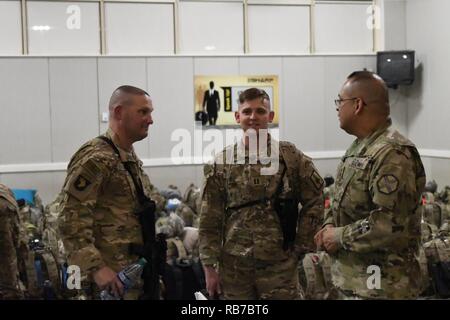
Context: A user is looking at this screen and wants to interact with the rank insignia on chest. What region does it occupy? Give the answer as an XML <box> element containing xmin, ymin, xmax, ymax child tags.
<box><xmin>74</xmin><ymin>175</ymin><xmax>91</xmax><ymax>191</ymax></box>
<box><xmin>253</xmin><ymin>178</ymin><xmax>261</xmax><ymax>185</ymax></box>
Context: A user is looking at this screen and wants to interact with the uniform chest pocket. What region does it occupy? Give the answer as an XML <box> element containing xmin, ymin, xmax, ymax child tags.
<box><xmin>106</xmin><ymin>167</ymin><xmax>134</xmax><ymax>198</ymax></box>
<box><xmin>226</xmin><ymin>165</ymin><xmax>267</xmax><ymax>207</ymax></box>
<box><xmin>334</xmin><ymin>157</ymin><xmax>372</xmax><ymax>210</ymax></box>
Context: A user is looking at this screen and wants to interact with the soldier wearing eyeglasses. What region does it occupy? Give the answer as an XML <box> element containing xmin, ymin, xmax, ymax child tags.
<box><xmin>314</xmin><ymin>71</ymin><xmax>426</xmax><ymax>299</ymax></box>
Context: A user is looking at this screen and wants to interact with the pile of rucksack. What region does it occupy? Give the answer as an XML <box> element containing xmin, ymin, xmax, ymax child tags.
<box><xmin>11</xmin><ymin>189</ymin><xmax>70</xmax><ymax>299</ymax></box>
<box><xmin>419</xmin><ymin>181</ymin><xmax>450</xmax><ymax>298</ymax></box>
<box><xmin>156</xmin><ymin>184</ymin><xmax>205</xmax><ymax>300</ymax></box>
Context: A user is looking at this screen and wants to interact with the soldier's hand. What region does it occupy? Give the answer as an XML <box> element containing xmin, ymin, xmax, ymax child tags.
<box><xmin>314</xmin><ymin>224</ymin><xmax>333</xmax><ymax>250</ymax></box>
<box><xmin>322</xmin><ymin>227</ymin><xmax>339</xmax><ymax>254</ymax></box>
<box><xmin>203</xmin><ymin>265</ymin><xmax>222</xmax><ymax>299</ymax></box>
<box><xmin>93</xmin><ymin>266</ymin><xmax>124</xmax><ymax>298</ymax></box>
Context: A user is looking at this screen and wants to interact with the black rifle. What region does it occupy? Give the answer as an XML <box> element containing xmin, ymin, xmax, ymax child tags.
<box><xmin>98</xmin><ymin>136</ymin><xmax>167</xmax><ymax>300</ymax></box>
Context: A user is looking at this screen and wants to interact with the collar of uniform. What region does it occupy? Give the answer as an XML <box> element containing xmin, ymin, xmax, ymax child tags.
<box><xmin>349</xmin><ymin>118</ymin><xmax>393</xmax><ymax>156</ymax></box>
<box><xmin>104</xmin><ymin>128</ymin><xmax>137</xmax><ymax>163</ymax></box>
<box><xmin>235</xmin><ymin>133</ymin><xmax>279</xmax><ymax>161</ymax></box>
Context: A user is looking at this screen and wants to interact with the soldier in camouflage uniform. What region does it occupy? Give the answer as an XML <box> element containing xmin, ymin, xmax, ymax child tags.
<box><xmin>199</xmin><ymin>88</ymin><xmax>324</xmax><ymax>300</ymax></box>
<box><xmin>314</xmin><ymin>71</ymin><xmax>426</xmax><ymax>299</ymax></box>
<box><xmin>0</xmin><ymin>184</ymin><xmax>25</xmax><ymax>299</ymax></box>
<box><xmin>58</xmin><ymin>85</ymin><xmax>155</xmax><ymax>299</ymax></box>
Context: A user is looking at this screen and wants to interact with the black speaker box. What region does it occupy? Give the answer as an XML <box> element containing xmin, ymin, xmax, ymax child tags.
<box><xmin>377</xmin><ymin>50</ymin><xmax>415</xmax><ymax>88</ymax></box>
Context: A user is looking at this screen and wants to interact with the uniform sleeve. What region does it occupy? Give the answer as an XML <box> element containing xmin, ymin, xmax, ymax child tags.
<box><xmin>60</xmin><ymin>156</ymin><xmax>111</xmax><ymax>280</ymax></box>
<box><xmin>0</xmin><ymin>201</ymin><xmax>22</xmax><ymax>299</ymax></box>
<box><xmin>295</xmin><ymin>153</ymin><xmax>325</xmax><ymax>253</ymax></box>
<box><xmin>198</xmin><ymin>163</ymin><xmax>225</xmax><ymax>266</ymax></box>
<box><xmin>338</xmin><ymin>147</ymin><xmax>423</xmax><ymax>253</ymax></box>
<box><xmin>323</xmin><ymin>207</ymin><xmax>334</xmax><ymax>227</ymax></box>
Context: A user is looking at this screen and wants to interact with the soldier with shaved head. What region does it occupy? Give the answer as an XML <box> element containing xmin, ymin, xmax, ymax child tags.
<box><xmin>314</xmin><ymin>71</ymin><xmax>426</xmax><ymax>299</ymax></box>
<box><xmin>57</xmin><ymin>85</ymin><xmax>157</xmax><ymax>299</ymax></box>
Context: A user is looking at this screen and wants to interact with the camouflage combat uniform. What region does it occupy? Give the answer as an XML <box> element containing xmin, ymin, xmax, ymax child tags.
<box><xmin>324</xmin><ymin>120</ymin><xmax>426</xmax><ymax>299</ymax></box>
<box><xmin>0</xmin><ymin>184</ymin><xmax>24</xmax><ymax>299</ymax></box>
<box><xmin>199</xmin><ymin>138</ymin><xmax>324</xmax><ymax>299</ymax></box>
<box><xmin>59</xmin><ymin>128</ymin><xmax>154</xmax><ymax>299</ymax></box>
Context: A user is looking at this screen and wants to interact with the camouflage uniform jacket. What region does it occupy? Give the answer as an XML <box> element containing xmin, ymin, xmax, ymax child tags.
<box><xmin>0</xmin><ymin>184</ymin><xmax>24</xmax><ymax>299</ymax></box>
<box><xmin>199</xmin><ymin>138</ymin><xmax>324</xmax><ymax>266</ymax></box>
<box><xmin>324</xmin><ymin>120</ymin><xmax>426</xmax><ymax>299</ymax></box>
<box><xmin>59</xmin><ymin>128</ymin><xmax>154</xmax><ymax>281</ymax></box>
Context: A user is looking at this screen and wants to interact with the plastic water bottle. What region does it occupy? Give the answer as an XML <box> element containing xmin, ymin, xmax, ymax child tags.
<box><xmin>100</xmin><ymin>257</ymin><xmax>147</xmax><ymax>300</ymax></box>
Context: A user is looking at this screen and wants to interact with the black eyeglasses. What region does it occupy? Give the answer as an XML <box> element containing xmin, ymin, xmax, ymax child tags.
<box><xmin>334</xmin><ymin>97</ymin><xmax>358</xmax><ymax>107</ymax></box>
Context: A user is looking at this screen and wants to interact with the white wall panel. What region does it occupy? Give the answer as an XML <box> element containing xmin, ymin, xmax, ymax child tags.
<box><xmin>49</xmin><ymin>58</ymin><xmax>99</xmax><ymax>162</ymax></box>
<box><xmin>283</xmin><ymin>57</ymin><xmax>325</xmax><ymax>151</ymax></box>
<box><xmin>105</xmin><ymin>2</ymin><xmax>174</xmax><ymax>55</ymax></box>
<box><xmin>406</xmin><ymin>0</ymin><xmax>450</xmax><ymax>150</ymax></box>
<box><xmin>383</xmin><ymin>0</ymin><xmax>406</xmax><ymax>51</ymax></box>
<box><xmin>0</xmin><ymin>1</ymin><xmax>22</xmax><ymax>55</ymax></box>
<box><xmin>426</xmin><ymin>158</ymin><xmax>450</xmax><ymax>191</ymax></box>
<box><xmin>178</xmin><ymin>1</ymin><xmax>244</xmax><ymax>54</ymax></box>
<box><xmin>248</xmin><ymin>5</ymin><xmax>310</xmax><ymax>53</ymax></box>
<box><xmin>315</xmin><ymin>3</ymin><xmax>373</xmax><ymax>53</ymax></box>
<box><xmin>147</xmin><ymin>57</ymin><xmax>194</xmax><ymax>159</ymax></box>
<box><xmin>0</xmin><ymin>171</ymin><xmax>66</xmax><ymax>204</ymax></box>
<box><xmin>387</xmin><ymin>87</ymin><xmax>408</xmax><ymax>136</ymax></box>
<box><xmin>27</xmin><ymin>1</ymin><xmax>100</xmax><ymax>55</ymax></box>
<box><xmin>0</xmin><ymin>58</ymin><xmax>51</xmax><ymax>164</ymax></box>
<box><xmin>194</xmin><ymin>57</ymin><xmax>239</xmax><ymax>75</ymax></box>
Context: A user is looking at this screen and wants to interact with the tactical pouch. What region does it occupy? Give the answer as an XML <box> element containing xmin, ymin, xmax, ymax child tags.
<box><xmin>274</xmin><ymin>198</ymin><xmax>299</xmax><ymax>251</ymax></box>
<box><xmin>129</xmin><ymin>186</ymin><xmax>167</xmax><ymax>300</ymax></box>
<box><xmin>273</xmin><ymin>165</ymin><xmax>299</xmax><ymax>251</ymax></box>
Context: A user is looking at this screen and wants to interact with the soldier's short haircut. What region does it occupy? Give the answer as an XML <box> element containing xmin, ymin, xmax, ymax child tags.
<box><xmin>346</xmin><ymin>70</ymin><xmax>390</xmax><ymax>116</ymax></box>
<box><xmin>109</xmin><ymin>85</ymin><xmax>150</xmax><ymax>111</ymax></box>
<box><xmin>238</xmin><ymin>88</ymin><xmax>271</xmax><ymax>110</ymax></box>
<box><xmin>347</xmin><ymin>70</ymin><xmax>383</xmax><ymax>83</ymax></box>
<box><xmin>114</xmin><ymin>85</ymin><xmax>150</xmax><ymax>97</ymax></box>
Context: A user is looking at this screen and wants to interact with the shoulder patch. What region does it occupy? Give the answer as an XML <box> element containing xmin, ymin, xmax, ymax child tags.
<box><xmin>377</xmin><ymin>174</ymin><xmax>399</xmax><ymax>195</ymax></box>
<box><xmin>74</xmin><ymin>175</ymin><xmax>92</xmax><ymax>192</ymax></box>
<box><xmin>310</xmin><ymin>169</ymin><xmax>324</xmax><ymax>191</ymax></box>
<box><xmin>64</xmin><ymin>158</ymin><xmax>105</xmax><ymax>202</ymax></box>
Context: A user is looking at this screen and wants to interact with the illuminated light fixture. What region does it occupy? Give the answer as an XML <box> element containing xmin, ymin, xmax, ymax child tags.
<box><xmin>204</xmin><ymin>45</ymin><xmax>216</xmax><ymax>51</ymax></box>
<box><xmin>403</xmin><ymin>55</ymin><xmax>408</xmax><ymax>59</ymax></box>
<box><xmin>31</xmin><ymin>25</ymin><xmax>51</xmax><ymax>31</ymax></box>
<box><xmin>387</xmin><ymin>58</ymin><xmax>392</xmax><ymax>62</ymax></box>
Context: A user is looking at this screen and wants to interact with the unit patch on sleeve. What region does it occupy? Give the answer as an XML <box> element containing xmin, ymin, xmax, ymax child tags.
<box><xmin>377</xmin><ymin>174</ymin><xmax>399</xmax><ymax>195</ymax></box>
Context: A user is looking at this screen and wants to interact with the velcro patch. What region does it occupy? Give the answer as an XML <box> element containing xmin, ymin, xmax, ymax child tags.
<box><xmin>74</xmin><ymin>175</ymin><xmax>91</xmax><ymax>192</ymax></box>
<box><xmin>347</xmin><ymin>157</ymin><xmax>371</xmax><ymax>170</ymax></box>
<box><xmin>65</xmin><ymin>161</ymin><xmax>101</xmax><ymax>202</ymax></box>
<box><xmin>377</xmin><ymin>174</ymin><xmax>399</xmax><ymax>195</ymax></box>
<box><xmin>310</xmin><ymin>170</ymin><xmax>324</xmax><ymax>191</ymax></box>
